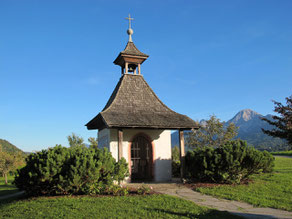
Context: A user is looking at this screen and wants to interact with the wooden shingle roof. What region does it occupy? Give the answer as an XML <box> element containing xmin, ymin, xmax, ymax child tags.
<box><xmin>86</xmin><ymin>74</ymin><xmax>199</xmax><ymax>130</ymax></box>
<box><xmin>120</xmin><ymin>41</ymin><xmax>149</xmax><ymax>57</ymax></box>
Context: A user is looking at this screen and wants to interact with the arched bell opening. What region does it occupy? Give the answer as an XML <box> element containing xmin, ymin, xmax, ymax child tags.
<box><xmin>129</xmin><ymin>134</ymin><xmax>154</xmax><ymax>182</ymax></box>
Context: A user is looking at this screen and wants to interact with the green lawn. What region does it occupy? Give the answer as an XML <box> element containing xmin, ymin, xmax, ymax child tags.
<box><xmin>0</xmin><ymin>175</ymin><xmax>19</xmax><ymax>197</ymax></box>
<box><xmin>271</xmin><ymin>150</ymin><xmax>292</xmax><ymax>156</ymax></box>
<box><xmin>195</xmin><ymin>157</ymin><xmax>292</xmax><ymax>211</ymax></box>
<box><xmin>0</xmin><ymin>195</ymin><xmax>239</xmax><ymax>219</ymax></box>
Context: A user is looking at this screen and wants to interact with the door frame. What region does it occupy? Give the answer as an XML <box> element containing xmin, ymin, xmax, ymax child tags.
<box><xmin>128</xmin><ymin>132</ymin><xmax>155</xmax><ymax>181</ymax></box>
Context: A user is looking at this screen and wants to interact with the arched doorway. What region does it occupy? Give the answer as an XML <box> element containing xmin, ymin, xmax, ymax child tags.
<box><xmin>130</xmin><ymin>135</ymin><xmax>153</xmax><ymax>181</ymax></box>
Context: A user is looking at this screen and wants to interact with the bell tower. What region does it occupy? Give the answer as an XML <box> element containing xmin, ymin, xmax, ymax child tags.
<box><xmin>87</xmin><ymin>14</ymin><xmax>199</xmax><ymax>182</ymax></box>
<box><xmin>113</xmin><ymin>14</ymin><xmax>149</xmax><ymax>75</ymax></box>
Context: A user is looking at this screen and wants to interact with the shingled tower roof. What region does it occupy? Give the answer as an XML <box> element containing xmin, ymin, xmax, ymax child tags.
<box><xmin>86</xmin><ymin>15</ymin><xmax>199</xmax><ymax>131</ymax></box>
<box><xmin>86</xmin><ymin>74</ymin><xmax>199</xmax><ymax>130</ymax></box>
<box><xmin>121</xmin><ymin>41</ymin><xmax>148</xmax><ymax>57</ymax></box>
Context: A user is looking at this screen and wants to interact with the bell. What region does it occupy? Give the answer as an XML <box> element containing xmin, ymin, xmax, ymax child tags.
<box><xmin>128</xmin><ymin>64</ymin><xmax>137</xmax><ymax>72</ymax></box>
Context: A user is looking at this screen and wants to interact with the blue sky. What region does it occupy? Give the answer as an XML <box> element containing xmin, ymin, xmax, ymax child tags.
<box><xmin>1</xmin><ymin>0</ymin><xmax>291</xmax><ymax>152</ymax></box>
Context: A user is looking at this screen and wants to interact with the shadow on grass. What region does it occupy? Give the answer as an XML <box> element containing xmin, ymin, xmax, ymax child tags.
<box><xmin>0</xmin><ymin>189</ymin><xmax>20</xmax><ymax>197</ymax></box>
<box><xmin>0</xmin><ymin>193</ymin><xmax>28</xmax><ymax>207</ymax></box>
<box><xmin>145</xmin><ymin>208</ymin><xmax>241</xmax><ymax>219</ymax></box>
<box><xmin>0</xmin><ymin>184</ymin><xmax>16</xmax><ymax>189</ymax></box>
<box><xmin>0</xmin><ymin>183</ymin><xmax>19</xmax><ymax>197</ymax></box>
<box><xmin>147</xmin><ymin>208</ymin><xmax>280</xmax><ymax>218</ymax></box>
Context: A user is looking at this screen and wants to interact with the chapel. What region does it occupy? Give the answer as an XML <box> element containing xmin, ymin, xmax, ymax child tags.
<box><xmin>86</xmin><ymin>15</ymin><xmax>199</xmax><ymax>182</ymax></box>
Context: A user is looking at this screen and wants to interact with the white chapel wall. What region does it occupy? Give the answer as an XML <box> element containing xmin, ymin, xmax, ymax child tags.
<box><xmin>152</xmin><ymin>130</ymin><xmax>172</xmax><ymax>182</ymax></box>
<box><xmin>109</xmin><ymin>129</ymin><xmax>119</xmax><ymax>161</ymax></box>
<box><xmin>97</xmin><ymin>128</ymin><xmax>110</xmax><ymax>150</ymax></box>
<box><xmin>98</xmin><ymin>128</ymin><xmax>119</xmax><ymax>161</ymax></box>
<box><xmin>108</xmin><ymin>128</ymin><xmax>172</xmax><ymax>182</ymax></box>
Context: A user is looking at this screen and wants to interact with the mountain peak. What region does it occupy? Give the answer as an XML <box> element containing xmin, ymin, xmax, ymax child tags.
<box><xmin>231</xmin><ymin>109</ymin><xmax>261</xmax><ymax>123</ymax></box>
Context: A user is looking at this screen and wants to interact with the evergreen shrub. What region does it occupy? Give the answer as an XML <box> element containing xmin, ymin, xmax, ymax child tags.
<box><xmin>137</xmin><ymin>185</ymin><xmax>152</xmax><ymax>195</ymax></box>
<box><xmin>185</xmin><ymin>140</ymin><xmax>274</xmax><ymax>184</ymax></box>
<box><xmin>14</xmin><ymin>145</ymin><xmax>128</xmax><ymax>196</ymax></box>
<box><xmin>106</xmin><ymin>185</ymin><xmax>129</xmax><ymax>196</ymax></box>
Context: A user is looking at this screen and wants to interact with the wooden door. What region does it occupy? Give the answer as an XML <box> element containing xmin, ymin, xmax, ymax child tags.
<box><xmin>131</xmin><ymin>135</ymin><xmax>153</xmax><ymax>181</ymax></box>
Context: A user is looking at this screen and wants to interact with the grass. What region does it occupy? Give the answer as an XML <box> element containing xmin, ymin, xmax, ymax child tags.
<box><xmin>0</xmin><ymin>175</ymin><xmax>19</xmax><ymax>197</ymax></box>
<box><xmin>195</xmin><ymin>157</ymin><xmax>292</xmax><ymax>211</ymax></box>
<box><xmin>0</xmin><ymin>195</ymin><xmax>239</xmax><ymax>219</ymax></box>
<box><xmin>271</xmin><ymin>150</ymin><xmax>292</xmax><ymax>156</ymax></box>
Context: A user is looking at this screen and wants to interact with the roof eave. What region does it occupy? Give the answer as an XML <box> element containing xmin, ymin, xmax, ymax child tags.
<box><xmin>107</xmin><ymin>124</ymin><xmax>200</xmax><ymax>130</ymax></box>
<box><xmin>85</xmin><ymin>113</ymin><xmax>109</xmax><ymax>130</ymax></box>
<box><xmin>113</xmin><ymin>54</ymin><xmax>149</xmax><ymax>66</ymax></box>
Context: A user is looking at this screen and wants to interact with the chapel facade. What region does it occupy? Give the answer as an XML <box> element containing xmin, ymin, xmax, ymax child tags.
<box><xmin>86</xmin><ymin>15</ymin><xmax>199</xmax><ymax>182</ymax></box>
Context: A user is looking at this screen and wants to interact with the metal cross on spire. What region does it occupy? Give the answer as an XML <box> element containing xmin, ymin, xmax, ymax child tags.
<box><xmin>125</xmin><ymin>14</ymin><xmax>134</xmax><ymax>42</ymax></box>
<box><xmin>125</xmin><ymin>14</ymin><xmax>134</xmax><ymax>29</ymax></box>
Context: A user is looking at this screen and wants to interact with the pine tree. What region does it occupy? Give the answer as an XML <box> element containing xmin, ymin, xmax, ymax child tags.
<box><xmin>262</xmin><ymin>95</ymin><xmax>292</xmax><ymax>149</ymax></box>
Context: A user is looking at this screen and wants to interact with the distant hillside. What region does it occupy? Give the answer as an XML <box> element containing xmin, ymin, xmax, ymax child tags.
<box><xmin>0</xmin><ymin>139</ymin><xmax>24</xmax><ymax>154</ymax></box>
<box><xmin>171</xmin><ymin>109</ymin><xmax>287</xmax><ymax>151</ymax></box>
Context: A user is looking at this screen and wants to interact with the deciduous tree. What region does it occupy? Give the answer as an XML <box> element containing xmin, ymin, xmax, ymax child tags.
<box><xmin>0</xmin><ymin>151</ymin><xmax>24</xmax><ymax>184</ymax></box>
<box><xmin>262</xmin><ymin>95</ymin><xmax>292</xmax><ymax>149</ymax></box>
<box><xmin>172</xmin><ymin>146</ymin><xmax>180</xmax><ymax>162</ymax></box>
<box><xmin>171</xmin><ymin>146</ymin><xmax>181</xmax><ymax>177</ymax></box>
<box><xmin>187</xmin><ymin>115</ymin><xmax>238</xmax><ymax>148</ymax></box>
<box><xmin>88</xmin><ymin>137</ymin><xmax>98</xmax><ymax>149</ymax></box>
<box><xmin>67</xmin><ymin>133</ymin><xmax>85</xmax><ymax>148</ymax></box>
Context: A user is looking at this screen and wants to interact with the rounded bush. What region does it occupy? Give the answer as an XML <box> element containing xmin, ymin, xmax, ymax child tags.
<box><xmin>14</xmin><ymin>145</ymin><xmax>128</xmax><ymax>196</ymax></box>
<box><xmin>185</xmin><ymin>140</ymin><xmax>274</xmax><ymax>184</ymax></box>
